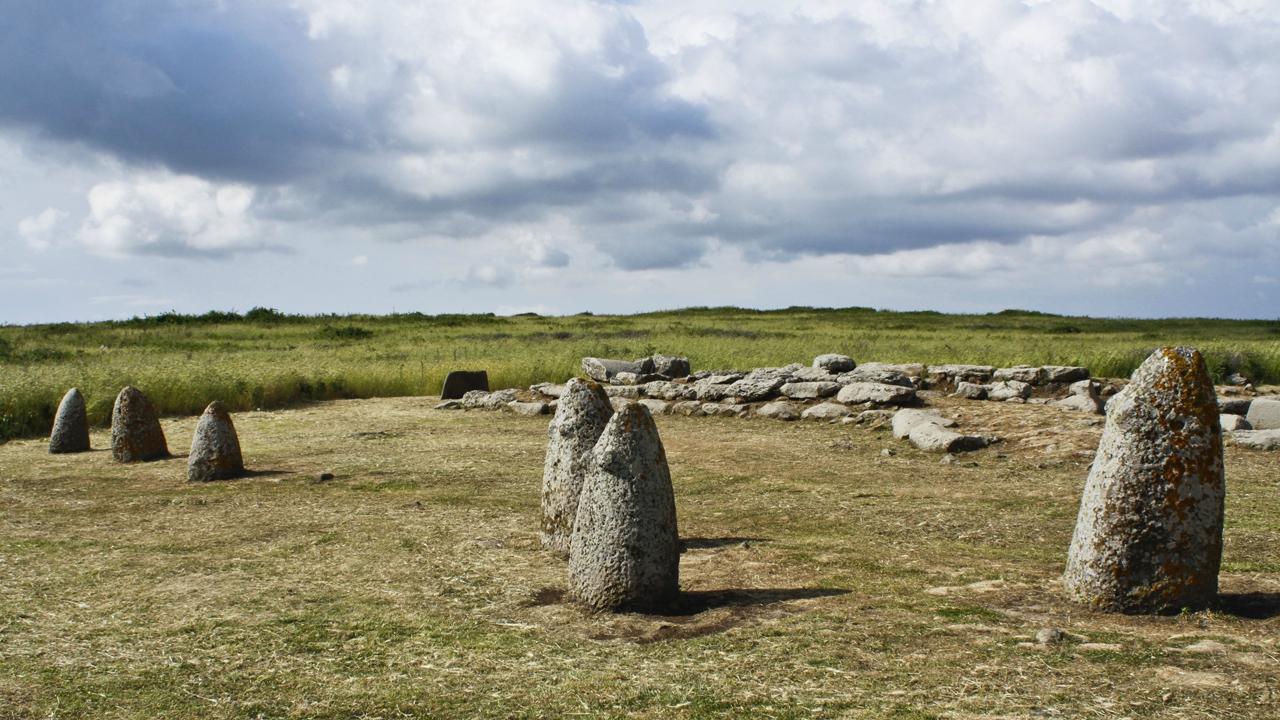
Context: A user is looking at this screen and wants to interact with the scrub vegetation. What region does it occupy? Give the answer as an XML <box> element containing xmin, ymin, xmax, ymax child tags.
<box><xmin>2</xmin><ymin>306</ymin><xmax>1278</xmax><ymax>442</ymax></box>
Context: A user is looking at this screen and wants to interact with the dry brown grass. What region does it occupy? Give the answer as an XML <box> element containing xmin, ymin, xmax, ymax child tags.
<box><xmin>1</xmin><ymin>397</ymin><xmax>1278</xmax><ymax>719</ymax></box>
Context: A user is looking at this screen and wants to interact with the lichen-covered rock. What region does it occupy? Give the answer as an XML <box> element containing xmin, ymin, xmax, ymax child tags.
<box><xmin>801</xmin><ymin>402</ymin><xmax>852</xmax><ymax>421</ymax></box>
<box><xmin>813</xmin><ymin>354</ymin><xmax>855</xmax><ymax>373</ymax></box>
<box><xmin>836</xmin><ymin>367</ymin><xmax>916</xmax><ymax>388</ymax></box>
<box><xmin>670</xmin><ymin>400</ymin><xmax>706</xmax><ymax>416</ymax></box>
<box><xmin>1219</xmin><ymin>414</ymin><xmax>1251</xmax><ymax>432</ymax></box>
<box><xmin>856</xmin><ymin>362</ymin><xmax>925</xmax><ymax>379</ymax></box>
<box><xmin>541</xmin><ymin>379</ymin><xmax>614</xmax><ymax>558</ymax></box>
<box><xmin>1245</xmin><ymin>397</ymin><xmax>1280</xmax><ymax>430</ymax></box>
<box><xmin>568</xmin><ymin>403</ymin><xmax>679</xmax><ymax>612</ymax></box>
<box><xmin>110</xmin><ymin>386</ymin><xmax>168</xmax><ymax>463</ymax></box>
<box><xmin>756</xmin><ymin>401</ymin><xmax>799</xmax><ymax>420</ymax></box>
<box><xmin>892</xmin><ymin>409</ymin><xmax>956</xmax><ymax>439</ymax></box>
<box><xmin>1052</xmin><ymin>380</ymin><xmax>1103</xmax><ymax>414</ymax></box>
<box><xmin>649</xmin><ymin>354</ymin><xmax>691</xmax><ymax>379</ymax></box>
<box><xmin>1063</xmin><ymin>347</ymin><xmax>1224</xmax><ymax>614</ymax></box>
<box><xmin>925</xmin><ymin>364</ymin><xmax>996</xmax><ymax>386</ymax></box>
<box><xmin>993</xmin><ymin>366</ymin><xmax>1043</xmax><ymax>384</ymax></box>
<box><xmin>726</xmin><ymin>376</ymin><xmax>785</xmax><ymax>402</ymax></box>
<box><xmin>779</xmin><ymin>381</ymin><xmax>840</xmax><ymax>400</ymax></box>
<box><xmin>907</xmin><ymin>422</ymin><xmax>989</xmax><ymax>453</ymax></box>
<box><xmin>48</xmin><ymin>388</ymin><xmax>90</xmax><ymax>454</ymax></box>
<box><xmin>461</xmin><ymin>389</ymin><xmax>518</xmax><ymax>410</ymax></box>
<box><xmin>1230</xmin><ymin>429</ymin><xmax>1280</xmax><ymax>450</ymax></box>
<box><xmin>952</xmin><ymin>382</ymin><xmax>988</xmax><ymax>400</ymax></box>
<box><xmin>604</xmin><ymin>385</ymin><xmax>641</xmax><ymax>399</ymax></box>
<box><xmin>1041</xmin><ymin>366</ymin><xmax>1090</xmax><ymax>384</ymax></box>
<box><xmin>187</xmin><ymin>401</ymin><xmax>245</xmax><ymax>482</ymax></box>
<box><xmin>701</xmin><ymin>402</ymin><xmax>748</xmax><ymax>417</ymax></box>
<box><xmin>530</xmin><ymin>382</ymin><xmax>567</xmax><ymax>399</ymax></box>
<box><xmin>581</xmin><ymin>357</ymin><xmax>655</xmax><ymax>383</ymax></box>
<box><xmin>836</xmin><ymin>382</ymin><xmax>917</xmax><ymax>406</ymax></box>
<box><xmin>638</xmin><ymin>399</ymin><xmax>671</xmax><ymax>415</ymax></box>
<box><xmin>507</xmin><ymin>401</ymin><xmax>550</xmax><ymax>416</ymax></box>
<box><xmin>987</xmin><ymin>380</ymin><xmax>1031</xmax><ymax>401</ymax></box>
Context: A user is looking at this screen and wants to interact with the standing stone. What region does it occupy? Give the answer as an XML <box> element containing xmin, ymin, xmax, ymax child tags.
<box><xmin>541</xmin><ymin>379</ymin><xmax>614</xmax><ymax>558</ymax></box>
<box><xmin>568</xmin><ymin>403</ymin><xmax>679</xmax><ymax>612</ymax></box>
<box><xmin>110</xmin><ymin>386</ymin><xmax>168</xmax><ymax>463</ymax></box>
<box><xmin>188</xmin><ymin>401</ymin><xmax>245</xmax><ymax>482</ymax></box>
<box><xmin>48</xmin><ymin>388</ymin><xmax>90</xmax><ymax>454</ymax></box>
<box><xmin>1063</xmin><ymin>347</ymin><xmax>1224</xmax><ymax>614</ymax></box>
<box><xmin>441</xmin><ymin>370</ymin><xmax>489</xmax><ymax>400</ymax></box>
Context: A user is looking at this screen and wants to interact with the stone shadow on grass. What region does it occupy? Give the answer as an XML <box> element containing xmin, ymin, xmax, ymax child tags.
<box><xmin>1216</xmin><ymin>593</ymin><xmax>1280</xmax><ymax>620</ymax></box>
<box><xmin>679</xmin><ymin>536</ymin><xmax>770</xmax><ymax>551</ymax></box>
<box><xmin>666</xmin><ymin>587</ymin><xmax>849</xmax><ymax>616</ymax></box>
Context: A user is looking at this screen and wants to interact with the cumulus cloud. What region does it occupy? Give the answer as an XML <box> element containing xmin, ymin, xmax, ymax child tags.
<box><xmin>78</xmin><ymin>172</ymin><xmax>265</xmax><ymax>257</ymax></box>
<box><xmin>17</xmin><ymin>208</ymin><xmax>68</xmax><ymax>250</ymax></box>
<box><xmin>0</xmin><ymin>0</ymin><xmax>1278</xmax><ymax>313</ymax></box>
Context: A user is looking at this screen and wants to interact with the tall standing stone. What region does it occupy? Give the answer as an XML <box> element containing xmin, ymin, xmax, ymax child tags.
<box><xmin>110</xmin><ymin>386</ymin><xmax>169</xmax><ymax>463</ymax></box>
<box><xmin>541</xmin><ymin>378</ymin><xmax>614</xmax><ymax>557</ymax></box>
<box><xmin>48</xmin><ymin>388</ymin><xmax>91</xmax><ymax>454</ymax></box>
<box><xmin>188</xmin><ymin>401</ymin><xmax>245</xmax><ymax>482</ymax></box>
<box><xmin>568</xmin><ymin>403</ymin><xmax>679</xmax><ymax>612</ymax></box>
<box><xmin>1063</xmin><ymin>347</ymin><xmax>1224</xmax><ymax>613</ymax></box>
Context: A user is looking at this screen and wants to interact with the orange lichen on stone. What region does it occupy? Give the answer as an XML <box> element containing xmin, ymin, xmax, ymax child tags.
<box><xmin>1062</xmin><ymin>347</ymin><xmax>1224</xmax><ymax>614</ymax></box>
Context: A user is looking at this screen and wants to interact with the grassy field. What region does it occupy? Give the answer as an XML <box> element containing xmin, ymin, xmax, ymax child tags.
<box><xmin>1</xmin><ymin>396</ymin><xmax>1277</xmax><ymax>718</ymax></box>
<box><xmin>2</xmin><ymin>307</ymin><xmax>1279</xmax><ymax>443</ymax></box>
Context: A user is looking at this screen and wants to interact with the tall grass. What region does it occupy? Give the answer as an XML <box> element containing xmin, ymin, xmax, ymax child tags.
<box><xmin>2</xmin><ymin>306</ymin><xmax>1278</xmax><ymax>441</ymax></box>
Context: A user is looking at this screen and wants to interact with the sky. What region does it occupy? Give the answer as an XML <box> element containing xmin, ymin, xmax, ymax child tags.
<box><xmin>2</xmin><ymin>0</ymin><xmax>1279</xmax><ymax>324</ymax></box>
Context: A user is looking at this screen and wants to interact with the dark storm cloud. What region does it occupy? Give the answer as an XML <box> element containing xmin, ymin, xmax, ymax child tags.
<box><xmin>0</xmin><ymin>0</ymin><xmax>359</xmax><ymax>183</ymax></box>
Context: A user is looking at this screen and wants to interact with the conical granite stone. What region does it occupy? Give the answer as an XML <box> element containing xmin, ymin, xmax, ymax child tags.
<box><xmin>541</xmin><ymin>378</ymin><xmax>614</xmax><ymax>558</ymax></box>
<box><xmin>188</xmin><ymin>401</ymin><xmax>245</xmax><ymax>482</ymax></box>
<box><xmin>568</xmin><ymin>403</ymin><xmax>679</xmax><ymax>612</ymax></box>
<box><xmin>1063</xmin><ymin>347</ymin><xmax>1224</xmax><ymax>613</ymax></box>
<box><xmin>48</xmin><ymin>388</ymin><xmax>90</xmax><ymax>453</ymax></box>
<box><xmin>110</xmin><ymin>386</ymin><xmax>169</xmax><ymax>463</ymax></box>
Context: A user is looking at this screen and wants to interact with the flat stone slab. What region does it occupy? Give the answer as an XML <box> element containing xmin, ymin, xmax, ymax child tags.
<box><xmin>1230</xmin><ymin>429</ymin><xmax>1280</xmax><ymax>450</ymax></box>
<box><xmin>780</xmin><ymin>381</ymin><xmax>840</xmax><ymax>400</ymax></box>
<box><xmin>507</xmin><ymin>401</ymin><xmax>550</xmax><ymax>416</ymax></box>
<box><xmin>893</xmin><ymin>409</ymin><xmax>956</xmax><ymax>439</ymax></box>
<box><xmin>907</xmin><ymin>422</ymin><xmax>988</xmax><ymax>453</ymax></box>
<box><xmin>756</xmin><ymin>401</ymin><xmax>799</xmax><ymax>421</ymax></box>
<box><xmin>837</xmin><ymin>382</ymin><xmax>917</xmax><ymax>406</ymax></box>
<box><xmin>801</xmin><ymin>402</ymin><xmax>853</xmax><ymax>421</ymax></box>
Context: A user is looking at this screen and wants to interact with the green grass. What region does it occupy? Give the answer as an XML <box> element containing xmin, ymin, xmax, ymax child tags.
<box><xmin>2</xmin><ymin>306</ymin><xmax>1279</xmax><ymax>442</ymax></box>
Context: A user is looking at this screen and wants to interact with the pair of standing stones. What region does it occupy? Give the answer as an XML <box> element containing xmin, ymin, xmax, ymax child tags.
<box><xmin>49</xmin><ymin>386</ymin><xmax>245</xmax><ymax>482</ymax></box>
<box><xmin>541</xmin><ymin>379</ymin><xmax>679</xmax><ymax>612</ymax></box>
